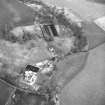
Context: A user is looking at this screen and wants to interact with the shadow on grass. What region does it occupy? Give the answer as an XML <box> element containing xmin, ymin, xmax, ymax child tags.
<box><xmin>87</xmin><ymin>0</ymin><xmax>105</xmax><ymax>4</ymax></box>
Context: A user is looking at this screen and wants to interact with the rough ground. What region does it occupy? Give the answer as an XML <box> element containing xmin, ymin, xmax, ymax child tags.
<box><xmin>42</xmin><ymin>0</ymin><xmax>105</xmax><ymax>21</ymax></box>
<box><xmin>0</xmin><ymin>0</ymin><xmax>105</xmax><ymax>105</ymax></box>
<box><xmin>42</xmin><ymin>0</ymin><xmax>105</xmax><ymax>105</ymax></box>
